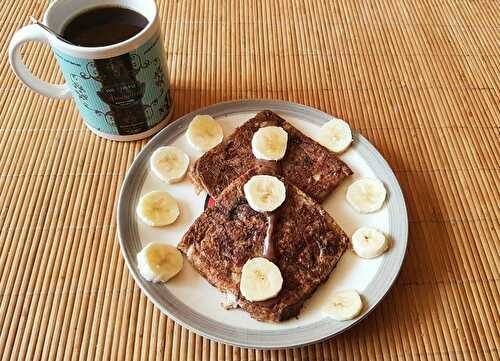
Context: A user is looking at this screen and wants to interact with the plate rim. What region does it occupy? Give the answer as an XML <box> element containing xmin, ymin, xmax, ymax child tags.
<box><xmin>117</xmin><ymin>99</ymin><xmax>408</xmax><ymax>349</ymax></box>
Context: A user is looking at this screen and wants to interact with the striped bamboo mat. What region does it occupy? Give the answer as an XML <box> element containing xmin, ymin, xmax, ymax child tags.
<box><xmin>0</xmin><ymin>0</ymin><xmax>499</xmax><ymax>360</ymax></box>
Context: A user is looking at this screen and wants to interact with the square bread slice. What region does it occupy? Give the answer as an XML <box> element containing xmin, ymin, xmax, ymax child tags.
<box><xmin>190</xmin><ymin>110</ymin><xmax>353</xmax><ymax>202</ymax></box>
<box><xmin>178</xmin><ymin>166</ymin><xmax>349</xmax><ymax>322</ymax></box>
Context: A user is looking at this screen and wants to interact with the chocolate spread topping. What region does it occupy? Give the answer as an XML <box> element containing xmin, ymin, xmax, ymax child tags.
<box><xmin>262</xmin><ymin>212</ymin><xmax>278</xmax><ymax>262</ymax></box>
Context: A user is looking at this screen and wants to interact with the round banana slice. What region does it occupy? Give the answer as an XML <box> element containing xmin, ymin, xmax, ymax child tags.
<box><xmin>136</xmin><ymin>191</ymin><xmax>180</xmax><ymax>227</ymax></box>
<box><xmin>137</xmin><ymin>243</ymin><xmax>183</xmax><ymax>283</ymax></box>
<box><xmin>150</xmin><ymin>146</ymin><xmax>190</xmax><ymax>184</ymax></box>
<box><xmin>318</xmin><ymin>118</ymin><xmax>352</xmax><ymax>153</ymax></box>
<box><xmin>346</xmin><ymin>178</ymin><xmax>386</xmax><ymax>213</ymax></box>
<box><xmin>323</xmin><ymin>289</ymin><xmax>363</xmax><ymax>321</ymax></box>
<box><xmin>352</xmin><ymin>227</ymin><xmax>388</xmax><ymax>258</ymax></box>
<box><xmin>240</xmin><ymin>257</ymin><xmax>283</xmax><ymax>302</ymax></box>
<box><xmin>187</xmin><ymin>114</ymin><xmax>223</xmax><ymax>152</ymax></box>
<box><xmin>251</xmin><ymin>126</ymin><xmax>288</xmax><ymax>160</ymax></box>
<box><xmin>243</xmin><ymin>175</ymin><xmax>286</xmax><ymax>212</ymax></box>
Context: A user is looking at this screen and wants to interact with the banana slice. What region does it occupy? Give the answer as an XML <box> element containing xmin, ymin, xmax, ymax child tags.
<box><xmin>137</xmin><ymin>243</ymin><xmax>183</xmax><ymax>283</ymax></box>
<box><xmin>323</xmin><ymin>290</ymin><xmax>363</xmax><ymax>321</ymax></box>
<box><xmin>318</xmin><ymin>118</ymin><xmax>352</xmax><ymax>153</ymax></box>
<box><xmin>352</xmin><ymin>227</ymin><xmax>388</xmax><ymax>258</ymax></box>
<box><xmin>240</xmin><ymin>257</ymin><xmax>283</xmax><ymax>302</ymax></box>
<box><xmin>187</xmin><ymin>115</ymin><xmax>223</xmax><ymax>152</ymax></box>
<box><xmin>136</xmin><ymin>191</ymin><xmax>180</xmax><ymax>227</ymax></box>
<box><xmin>150</xmin><ymin>146</ymin><xmax>190</xmax><ymax>184</ymax></box>
<box><xmin>346</xmin><ymin>178</ymin><xmax>386</xmax><ymax>213</ymax></box>
<box><xmin>251</xmin><ymin>126</ymin><xmax>288</xmax><ymax>160</ymax></box>
<box><xmin>243</xmin><ymin>175</ymin><xmax>286</xmax><ymax>212</ymax></box>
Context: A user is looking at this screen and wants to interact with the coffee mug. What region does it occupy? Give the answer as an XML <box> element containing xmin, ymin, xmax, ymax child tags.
<box><xmin>8</xmin><ymin>0</ymin><xmax>173</xmax><ymax>141</ymax></box>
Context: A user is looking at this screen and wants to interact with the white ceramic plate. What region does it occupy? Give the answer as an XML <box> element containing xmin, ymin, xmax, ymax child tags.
<box><xmin>117</xmin><ymin>100</ymin><xmax>408</xmax><ymax>349</ymax></box>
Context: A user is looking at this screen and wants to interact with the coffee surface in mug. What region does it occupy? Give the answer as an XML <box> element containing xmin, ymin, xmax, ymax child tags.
<box><xmin>62</xmin><ymin>6</ymin><xmax>148</xmax><ymax>47</ymax></box>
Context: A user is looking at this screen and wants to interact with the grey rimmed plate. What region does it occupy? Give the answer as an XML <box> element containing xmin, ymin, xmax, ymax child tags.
<box><xmin>117</xmin><ymin>100</ymin><xmax>408</xmax><ymax>349</ymax></box>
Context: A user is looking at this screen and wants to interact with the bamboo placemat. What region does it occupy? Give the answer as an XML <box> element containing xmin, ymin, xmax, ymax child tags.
<box><xmin>0</xmin><ymin>0</ymin><xmax>499</xmax><ymax>360</ymax></box>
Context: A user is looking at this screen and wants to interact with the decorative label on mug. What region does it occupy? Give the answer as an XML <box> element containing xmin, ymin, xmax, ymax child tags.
<box><xmin>54</xmin><ymin>33</ymin><xmax>172</xmax><ymax>136</ymax></box>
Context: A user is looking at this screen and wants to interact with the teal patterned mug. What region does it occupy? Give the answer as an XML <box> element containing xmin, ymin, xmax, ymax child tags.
<box><xmin>8</xmin><ymin>0</ymin><xmax>172</xmax><ymax>141</ymax></box>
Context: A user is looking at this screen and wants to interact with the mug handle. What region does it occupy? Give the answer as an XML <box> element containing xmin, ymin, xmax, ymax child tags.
<box><xmin>8</xmin><ymin>24</ymin><xmax>71</xmax><ymax>99</ymax></box>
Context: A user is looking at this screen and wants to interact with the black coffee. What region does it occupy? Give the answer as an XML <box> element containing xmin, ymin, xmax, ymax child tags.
<box><xmin>62</xmin><ymin>6</ymin><xmax>148</xmax><ymax>47</ymax></box>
